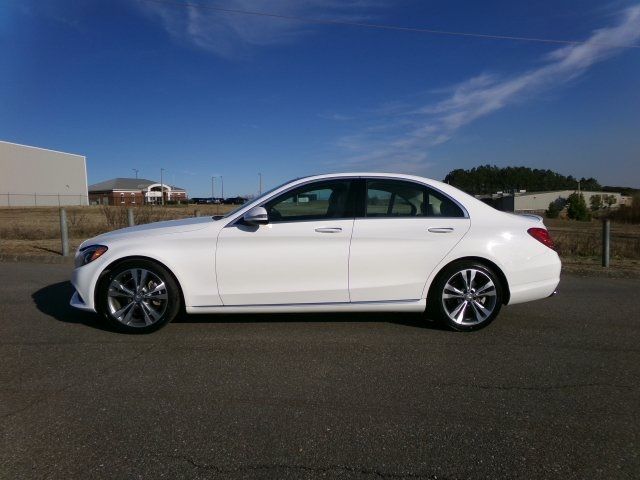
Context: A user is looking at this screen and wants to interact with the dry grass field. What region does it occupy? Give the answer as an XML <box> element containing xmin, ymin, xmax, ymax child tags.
<box><xmin>1</xmin><ymin>206</ymin><xmax>638</xmax><ymax>275</ymax></box>
<box><xmin>0</xmin><ymin>205</ymin><xmax>235</xmax><ymax>256</ymax></box>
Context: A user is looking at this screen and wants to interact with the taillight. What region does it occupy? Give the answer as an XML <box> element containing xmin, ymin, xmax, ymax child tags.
<box><xmin>527</xmin><ymin>227</ymin><xmax>556</xmax><ymax>250</ymax></box>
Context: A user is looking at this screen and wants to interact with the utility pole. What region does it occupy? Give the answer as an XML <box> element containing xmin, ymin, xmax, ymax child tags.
<box><xmin>258</xmin><ymin>172</ymin><xmax>262</xmax><ymax>194</ymax></box>
<box><xmin>220</xmin><ymin>176</ymin><xmax>224</xmax><ymax>200</ymax></box>
<box><xmin>211</xmin><ymin>176</ymin><xmax>215</xmax><ymax>200</ymax></box>
<box><xmin>160</xmin><ymin>168</ymin><xmax>165</xmax><ymax>206</ymax></box>
<box><xmin>132</xmin><ymin>168</ymin><xmax>139</xmax><ymax>179</ymax></box>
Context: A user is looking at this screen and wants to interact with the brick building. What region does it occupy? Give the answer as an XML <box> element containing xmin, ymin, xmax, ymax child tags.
<box><xmin>88</xmin><ymin>178</ymin><xmax>187</xmax><ymax>206</ymax></box>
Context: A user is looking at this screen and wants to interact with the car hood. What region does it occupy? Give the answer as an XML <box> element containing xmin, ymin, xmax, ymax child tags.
<box><xmin>81</xmin><ymin>216</ymin><xmax>216</xmax><ymax>248</ymax></box>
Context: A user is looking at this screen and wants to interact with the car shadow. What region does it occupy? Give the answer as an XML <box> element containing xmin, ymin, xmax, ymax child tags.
<box><xmin>31</xmin><ymin>281</ymin><xmax>117</xmax><ymax>332</ymax></box>
<box><xmin>173</xmin><ymin>309</ymin><xmax>448</xmax><ymax>331</ymax></box>
<box><xmin>32</xmin><ymin>281</ymin><xmax>447</xmax><ymax>332</ymax></box>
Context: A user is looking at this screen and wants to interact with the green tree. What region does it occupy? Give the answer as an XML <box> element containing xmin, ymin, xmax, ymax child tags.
<box><xmin>444</xmin><ymin>165</ymin><xmax>602</xmax><ymax>195</ymax></box>
<box><xmin>604</xmin><ymin>194</ymin><xmax>617</xmax><ymax>208</ymax></box>
<box><xmin>566</xmin><ymin>193</ymin><xmax>590</xmax><ymax>221</ymax></box>
<box><xmin>589</xmin><ymin>194</ymin><xmax>603</xmax><ymax>211</ymax></box>
<box><xmin>546</xmin><ymin>201</ymin><xmax>561</xmax><ymax>218</ymax></box>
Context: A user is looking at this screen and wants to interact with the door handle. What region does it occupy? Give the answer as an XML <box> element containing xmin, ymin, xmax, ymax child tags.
<box><xmin>315</xmin><ymin>227</ymin><xmax>342</xmax><ymax>233</ymax></box>
<box><xmin>428</xmin><ymin>227</ymin><xmax>454</xmax><ymax>233</ymax></box>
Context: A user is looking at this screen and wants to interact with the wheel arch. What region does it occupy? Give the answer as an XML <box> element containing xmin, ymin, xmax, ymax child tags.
<box><xmin>427</xmin><ymin>256</ymin><xmax>511</xmax><ymax>305</ymax></box>
<box><xmin>94</xmin><ymin>255</ymin><xmax>186</xmax><ymax>313</ymax></box>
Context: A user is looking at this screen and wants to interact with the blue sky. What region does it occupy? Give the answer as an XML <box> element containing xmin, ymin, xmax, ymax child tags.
<box><xmin>1</xmin><ymin>0</ymin><xmax>639</xmax><ymax>197</ymax></box>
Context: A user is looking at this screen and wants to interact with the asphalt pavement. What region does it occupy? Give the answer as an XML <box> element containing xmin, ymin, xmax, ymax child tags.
<box><xmin>1</xmin><ymin>262</ymin><xmax>639</xmax><ymax>479</ymax></box>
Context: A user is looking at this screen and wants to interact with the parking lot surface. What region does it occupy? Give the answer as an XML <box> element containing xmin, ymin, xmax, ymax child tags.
<box><xmin>1</xmin><ymin>262</ymin><xmax>639</xmax><ymax>479</ymax></box>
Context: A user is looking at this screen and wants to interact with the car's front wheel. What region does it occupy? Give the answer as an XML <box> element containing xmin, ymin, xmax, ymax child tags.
<box><xmin>96</xmin><ymin>259</ymin><xmax>181</xmax><ymax>333</ymax></box>
<box><xmin>428</xmin><ymin>261</ymin><xmax>504</xmax><ymax>331</ymax></box>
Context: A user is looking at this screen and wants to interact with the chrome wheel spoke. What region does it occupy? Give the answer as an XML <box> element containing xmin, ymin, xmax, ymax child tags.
<box><xmin>450</xmin><ymin>300</ymin><xmax>467</xmax><ymax>320</ymax></box>
<box><xmin>459</xmin><ymin>271</ymin><xmax>470</xmax><ymax>290</ymax></box>
<box><xmin>475</xmin><ymin>281</ymin><xmax>495</xmax><ymax>296</ymax></box>
<box><xmin>113</xmin><ymin>301</ymin><xmax>135</xmax><ymax>320</ymax></box>
<box><xmin>477</xmin><ymin>289</ymin><xmax>496</xmax><ymax>297</ymax></box>
<box><xmin>122</xmin><ymin>303</ymin><xmax>136</xmax><ymax>325</ymax></box>
<box><xmin>444</xmin><ymin>284</ymin><xmax>464</xmax><ymax>295</ymax></box>
<box><xmin>443</xmin><ymin>292</ymin><xmax>464</xmax><ymax>299</ymax></box>
<box><xmin>144</xmin><ymin>282</ymin><xmax>166</xmax><ymax>298</ymax></box>
<box><xmin>466</xmin><ymin>269</ymin><xmax>476</xmax><ymax>290</ymax></box>
<box><xmin>110</xmin><ymin>280</ymin><xmax>134</xmax><ymax>298</ymax></box>
<box><xmin>471</xmin><ymin>300</ymin><xmax>489</xmax><ymax>321</ymax></box>
<box><xmin>139</xmin><ymin>302</ymin><xmax>156</xmax><ymax>326</ymax></box>
<box><xmin>141</xmin><ymin>301</ymin><xmax>162</xmax><ymax>321</ymax></box>
<box><xmin>138</xmin><ymin>269</ymin><xmax>148</xmax><ymax>291</ymax></box>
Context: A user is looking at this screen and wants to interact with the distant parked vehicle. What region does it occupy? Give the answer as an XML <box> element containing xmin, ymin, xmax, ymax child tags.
<box><xmin>70</xmin><ymin>173</ymin><xmax>560</xmax><ymax>333</ymax></box>
<box><xmin>223</xmin><ymin>196</ymin><xmax>246</xmax><ymax>205</ymax></box>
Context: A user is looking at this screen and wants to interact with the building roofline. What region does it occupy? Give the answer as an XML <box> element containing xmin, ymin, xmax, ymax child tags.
<box><xmin>0</xmin><ymin>140</ymin><xmax>85</xmax><ymax>158</ymax></box>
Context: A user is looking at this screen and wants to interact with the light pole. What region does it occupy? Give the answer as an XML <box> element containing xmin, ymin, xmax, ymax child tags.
<box><xmin>132</xmin><ymin>168</ymin><xmax>139</xmax><ymax>179</ymax></box>
<box><xmin>160</xmin><ymin>168</ymin><xmax>165</xmax><ymax>206</ymax></box>
<box><xmin>211</xmin><ymin>176</ymin><xmax>215</xmax><ymax>200</ymax></box>
<box><xmin>219</xmin><ymin>176</ymin><xmax>224</xmax><ymax>200</ymax></box>
<box><xmin>258</xmin><ymin>172</ymin><xmax>262</xmax><ymax>195</ymax></box>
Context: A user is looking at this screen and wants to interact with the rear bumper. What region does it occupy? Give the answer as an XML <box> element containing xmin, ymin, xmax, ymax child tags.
<box><xmin>508</xmin><ymin>276</ymin><xmax>560</xmax><ymax>305</ymax></box>
<box><xmin>506</xmin><ymin>251</ymin><xmax>561</xmax><ymax>305</ymax></box>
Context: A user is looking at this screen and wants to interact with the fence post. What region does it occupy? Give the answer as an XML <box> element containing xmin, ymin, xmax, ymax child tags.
<box><xmin>602</xmin><ymin>218</ymin><xmax>610</xmax><ymax>267</ymax></box>
<box><xmin>60</xmin><ymin>208</ymin><xmax>69</xmax><ymax>257</ymax></box>
<box><xmin>127</xmin><ymin>208</ymin><xmax>135</xmax><ymax>227</ymax></box>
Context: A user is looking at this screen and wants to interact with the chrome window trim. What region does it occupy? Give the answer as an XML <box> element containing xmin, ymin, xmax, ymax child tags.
<box><xmin>224</xmin><ymin>176</ymin><xmax>360</xmax><ymax>228</ymax></box>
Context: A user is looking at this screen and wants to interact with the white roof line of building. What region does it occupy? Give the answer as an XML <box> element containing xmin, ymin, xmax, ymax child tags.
<box><xmin>0</xmin><ymin>140</ymin><xmax>85</xmax><ymax>158</ymax></box>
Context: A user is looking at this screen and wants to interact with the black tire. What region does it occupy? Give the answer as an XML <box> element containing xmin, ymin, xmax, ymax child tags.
<box><xmin>427</xmin><ymin>261</ymin><xmax>504</xmax><ymax>331</ymax></box>
<box><xmin>96</xmin><ymin>259</ymin><xmax>181</xmax><ymax>333</ymax></box>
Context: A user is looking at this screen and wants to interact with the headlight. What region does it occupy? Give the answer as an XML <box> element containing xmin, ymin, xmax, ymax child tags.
<box><xmin>75</xmin><ymin>245</ymin><xmax>108</xmax><ymax>268</ymax></box>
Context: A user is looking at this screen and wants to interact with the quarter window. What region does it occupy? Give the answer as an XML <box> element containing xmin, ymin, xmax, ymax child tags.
<box><xmin>365</xmin><ymin>180</ymin><xmax>464</xmax><ymax>218</ymax></box>
<box><xmin>265</xmin><ymin>180</ymin><xmax>353</xmax><ymax>222</ymax></box>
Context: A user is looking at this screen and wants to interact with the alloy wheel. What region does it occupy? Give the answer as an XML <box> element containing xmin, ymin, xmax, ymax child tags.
<box><xmin>107</xmin><ymin>268</ymin><xmax>168</xmax><ymax>327</ymax></box>
<box><xmin>441</xmin><ymin>268</ymin><xmax>497</xmax><ymax>326</ymax></box>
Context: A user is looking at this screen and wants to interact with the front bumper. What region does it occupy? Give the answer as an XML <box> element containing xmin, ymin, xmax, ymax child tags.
<box><xmin>69</xmin><ymin>259</ymin><xmax>104</xmax><ymax>313</ymax></box>
<box><xmin>70</xmin><ymin>289</ymin><xmax>95</xmax><ymax>312</ymax></box>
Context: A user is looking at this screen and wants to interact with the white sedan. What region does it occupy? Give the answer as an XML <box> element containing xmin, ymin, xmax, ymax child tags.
<box><xmin>70</xmin><ymin>173</ymin><xmax>561</xmax><ymax>333</ymax></box>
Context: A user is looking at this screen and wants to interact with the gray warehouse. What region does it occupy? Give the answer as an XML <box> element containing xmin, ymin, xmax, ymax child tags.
<box><xmin>0</xmin><ymin>141</ymin><xmax>88</xmax><ymax>206</ymax></box>
<box><xmin>483</xmin><ymin>190</ymin><xmax>623</xmax><ymax>213</ymax></box>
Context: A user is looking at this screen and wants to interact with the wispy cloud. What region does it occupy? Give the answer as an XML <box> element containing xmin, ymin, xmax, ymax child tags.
<box><xmin>332</xmin><ymin>5</ymin><xmax>640</xmax><ymax>173</ymax></box>
<box><xmin>137</xmin><ymin>0</ymin><xmax>388</xmax><ymax>58</ymax></box>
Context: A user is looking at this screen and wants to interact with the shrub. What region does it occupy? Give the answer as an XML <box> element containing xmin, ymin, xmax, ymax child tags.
<box><xmin>589</xmin><ymin>194</ymin><xmax>603</xmax><ymax>212</ymax></box>
<box><xmin>546</xmin><ymin>201</ymin><xmax>561</xmax><ymax>218</ymax></box>
<box><xmin>566</xmin><ymin>193</ymin><xmax>591</xmax><ymax>221</ymax></box>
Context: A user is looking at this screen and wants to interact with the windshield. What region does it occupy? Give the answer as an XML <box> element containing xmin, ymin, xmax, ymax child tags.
<box><xmin>219</xmin><ymin>179</ymin><xmax>295</xmax><ymax>219</ymax></box>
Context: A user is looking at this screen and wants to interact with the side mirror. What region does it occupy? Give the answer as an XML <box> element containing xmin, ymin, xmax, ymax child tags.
<box><xmin>243</xmin><ymin>206</ymin><xmax>269</xmax><ymax>225</ymax></box>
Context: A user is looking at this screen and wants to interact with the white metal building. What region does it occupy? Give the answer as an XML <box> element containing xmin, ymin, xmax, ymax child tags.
<box><xmin>483</xmin><ymin>190</ymin><xmax>623</xmax><ymax>213</ymax></box>
<box><xmin>0</xmin><ymin>140</ymin><xmax>88</xmax><ymax>206</ymax></box>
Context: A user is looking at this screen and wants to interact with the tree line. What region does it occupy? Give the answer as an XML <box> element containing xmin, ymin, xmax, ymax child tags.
<box><xmin>443</xmin><ymin>165</ymin><xmax>601</xmax><ymax>195</ymax></box>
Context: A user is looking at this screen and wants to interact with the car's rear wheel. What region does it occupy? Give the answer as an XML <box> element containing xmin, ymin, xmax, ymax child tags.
<box><xmin>428</xmin><ymin>261</ymin><xmax>503</xmax><ymax>331</ymax></box>
<box><xmin>97</xmin><ymin>259</ymin><xmax>181</xmax><ymax>333</ymax></box>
